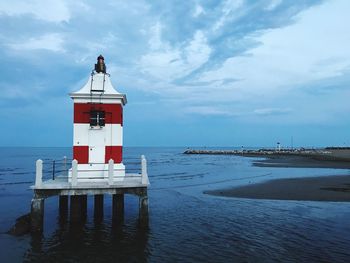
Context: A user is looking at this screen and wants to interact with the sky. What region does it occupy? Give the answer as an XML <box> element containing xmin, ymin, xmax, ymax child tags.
<box><xmin>0</xmin><ymin>0</ymin><xmax>350</xmax><ymax>147</ymax></box>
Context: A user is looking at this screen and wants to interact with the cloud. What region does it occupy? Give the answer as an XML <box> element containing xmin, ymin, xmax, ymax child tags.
<box><xmin>0</xmin><ymin>0</ymin><xmax>348</xmax><ymax>135</ymax></box>
<box><xmin>212</xmin><ymin>0</ymin><xmax>244</xmax><ymax>32</ymax></box>
<box><xmin>0</xmin><ymin>0</ymin><xmax>70</xmax><ymax>22</ymax></box>
<box><xmin>265</xmin><ymin>0</ymin><xmax>282</xmax><ymax>11</ymax></box>
<box><xmin>253</xmin><ymin>108</ymin><xmax>292</xmax><ymax>116</ymax></box>
<box><xmin>8</xmin><ymin>33</ymin><xmax>65</xmax><ymax>52</ymax></box>
<box><xmin>198</xmin><ymin>0</ymin><xmax>350</xmax><ymax>101</ymax></box>
<box><xmin>148</xmin><ymin>22</ymin><xmax>163</xmax><ymax>50</ymax></box>
<box><xmin>185</xmin><ymin>106</ymin><xmax>239</xmax><ymax>116</ymax></box>
<box><xmin>193</xmin><ymin>4</ymin><xmax>205</xmax><ymax>17</ymax></box>
<box><xmin>139</xmin><ymin>28</ymin><xmax>211</xmax><ymax>80</ymax></box>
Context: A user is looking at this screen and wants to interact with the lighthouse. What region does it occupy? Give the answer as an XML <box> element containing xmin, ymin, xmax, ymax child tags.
<box><xmin>29</xmin><ymin>56</ymin><xmax>149</xmax><ymax>232</ymax></box>
<box><xmin>69</xmin><ymin>55</ymin><xmax>127</xmax><ymax>182</ymax></box>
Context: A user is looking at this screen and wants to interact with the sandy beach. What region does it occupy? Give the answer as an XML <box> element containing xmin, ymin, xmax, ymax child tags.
<box><xmin>206</xmin><ymin>151</ymin><xmax>350</xmax><ymax>201</ymax></box>
<box><xmin>205</xmin><ymin>175</ymin><xmax>350</xmax><ymax>201</ymax></box>
<box><xmin>252</xmin><ymin>155</ymin><xmax>350</xmax><ymax>169</ymax></box>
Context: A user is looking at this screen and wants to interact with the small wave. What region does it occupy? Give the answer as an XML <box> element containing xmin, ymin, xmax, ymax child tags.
<box><xmin>157</xmin><ymin>173</ymin><xmax>206</xmax><ymax>181</ymax></box>
<box><xmin>150</xmin><ymin>172</ymin><xmax>187</xmax><ymax>178</ymax></box>
<box><xmin>0</xmin><ymin>168</ymin><xmax>18</xmax><ymax>172</ymax></box>
<box><xmin>0</xmin><ymin>181</ymin><xmax>33</xmax><ymax>186</ymax></box>
<box><xmin>203</xmin><ymin>162</ymin><xmax>221</xmax><ymax>166</ymax></box>
<box><xmin>11</xmin><ymin>172</ymin><xmax>32</xmax><ymax>175</ymax></box>
<box><xmin>150</xmin><ymin>173</ymin><xmax>272</xmax><ymax>190</ymax></box>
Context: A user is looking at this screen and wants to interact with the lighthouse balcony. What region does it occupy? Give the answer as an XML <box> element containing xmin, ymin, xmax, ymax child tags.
<box><xmin>67</xmin><ymin>163</ymin><xmax>126</xmax><ymax>183</ymax></box>
<box><xmin>31</xmin><ymin>156</ymin><xmax>149</xmax><ymax>191</ymax></box>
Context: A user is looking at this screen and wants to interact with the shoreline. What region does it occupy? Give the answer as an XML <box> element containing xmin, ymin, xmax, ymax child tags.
<box><xmin>189</xmin><ymin>148</ymin><xmax>350</xmax><ymax>201</ymax></box>
<box><xmin>185</xmin><ymin>148</ymin><xmax>350</xmax><ymax>169</ymax></box>
<box><xmin>205</xmin><ymin>175</ymin><xmax>350</xmax><ymax>202</ymax></box>
<box><xmin>184</xmin><ymin>148</ymin><xmax>350</xmax><ymax>159</ymax></box>
<box><xmin>252</xmin><ymin>155</ymin><xmax>350</xmax><ymax>169</ymax></box>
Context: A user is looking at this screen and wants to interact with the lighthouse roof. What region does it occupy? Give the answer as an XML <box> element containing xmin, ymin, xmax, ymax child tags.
<box><xmin>70</xmin><ymin>56</ymin><xmax>127</xmax><ymax>105</ymax></box>
<box><xmin>70</xmin><ymin>73</ymin><xmax>127</xmax><ymax>105</ymax></box>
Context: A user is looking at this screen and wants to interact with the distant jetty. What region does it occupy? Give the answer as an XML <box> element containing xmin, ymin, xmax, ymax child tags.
<box><xmin>183</xmin><ymin>148</ymin><xmax>329</xmax><ymax>156</ymax></box>
<box><xmin>184</xmin><ymin>147</ymin><xmax>350</xmax><ymax>161</ymax></box>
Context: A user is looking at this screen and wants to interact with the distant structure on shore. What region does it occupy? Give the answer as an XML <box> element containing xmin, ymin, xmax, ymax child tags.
<box><xmin>184</xmin><ymin>147</ymin><xmax>350</xmax><ymax>161</ymax></box>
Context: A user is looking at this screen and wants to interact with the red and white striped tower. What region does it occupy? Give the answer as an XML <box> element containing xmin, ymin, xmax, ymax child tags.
<box><xmin>69</xmin><ymin>55</ymin><xmax>127</xmax><ymax>182</ymax></box>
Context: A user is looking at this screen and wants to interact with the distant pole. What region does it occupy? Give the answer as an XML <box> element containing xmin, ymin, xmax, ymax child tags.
<box><xmin>291</xmin><ymin>136</ymin><xmax>294</xmax><ymax>150</ymax></box>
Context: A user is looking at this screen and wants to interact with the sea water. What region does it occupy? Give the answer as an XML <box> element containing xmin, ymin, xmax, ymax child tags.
<box><xmin>0</xmin><ymin>147</ymin><xmax>350</xmax><ymax>262</ymax></box>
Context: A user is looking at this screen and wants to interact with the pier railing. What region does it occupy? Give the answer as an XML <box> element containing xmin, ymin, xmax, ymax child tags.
<box><xmin>35</xmin><ymin>155</ymin><xmax>149</xmax><ymax>188</ymax></box>
<box><xmin>41</xmin><ymin>157</ymin><xmax>72</xmax><ymax>181</ymax></box>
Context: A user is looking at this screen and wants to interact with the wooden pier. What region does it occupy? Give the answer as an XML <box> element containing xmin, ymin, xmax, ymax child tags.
<box><xmin>30</xmin><ymin>156</ymin><xmax>150</xmax><ymax>232</ymax></box>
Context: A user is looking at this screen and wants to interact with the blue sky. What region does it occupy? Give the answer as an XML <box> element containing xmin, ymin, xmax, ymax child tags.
<box><xmin>0</xmin><ymin>0</ymin><xmax>350</xmax><ymax>147</ymax></box>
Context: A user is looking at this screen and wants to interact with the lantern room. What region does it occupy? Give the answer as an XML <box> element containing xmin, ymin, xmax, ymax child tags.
<box><xmin>69</xmin><ymin>55</ymin><xmax>127</xmax><ymax>182</ymax></box>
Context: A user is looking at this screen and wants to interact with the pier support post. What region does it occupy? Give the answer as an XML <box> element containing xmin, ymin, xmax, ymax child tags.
<box><xmin>139</xmin><ymin>194</ymin><xmax>149</xmax><ymax>227</ymax></box>
<box><xmin>80</xmin><ymin>195</ymin><xmax>87</xmax><ymax>220</ymax></box>
<box><xmin>59</xmin><ymin>195</ymin><xmax>68</xmax><ymax>223</ymax></box>
<box><xmin>70</xmin><ymin>196</ymin><xmax>82</xmax><ymax>223</ymax></box>
<box><xmin>94</xmin><ymin>195</ymin><xmax>104</xmax><ymax>220</ymax></box>
<box><xmin>112</xmin><ymin>194</ymin><xmax>124</xmax><ymax>223</ymax></box>
<box><xmin>31</xmin><ymin>197</ymin><xmax>45</xmax><ymax>232</ymax></box>
<box><xmin>59</xmin><ymin>195</ymin><xmax>68</xmax><ymax>214</ymax></box>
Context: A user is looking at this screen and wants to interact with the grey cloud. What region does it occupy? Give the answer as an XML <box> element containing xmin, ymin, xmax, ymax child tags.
<box><xmin>253</xmin><ymin>108</ymin><xmax>292</xmax><ymax>116</ymax></box>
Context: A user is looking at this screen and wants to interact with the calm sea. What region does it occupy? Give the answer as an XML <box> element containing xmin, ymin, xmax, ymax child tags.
<box><xmin>0</xmin><ymin>147</ymin><xmax>350</xmax><ymax>262</ymax></box>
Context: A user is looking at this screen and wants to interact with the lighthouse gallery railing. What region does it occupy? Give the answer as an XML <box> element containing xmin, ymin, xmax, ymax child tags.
<box><xmin>35</xmin><ymin>156</ymin><xmax>149</xmax><ymax>187</ymax></box>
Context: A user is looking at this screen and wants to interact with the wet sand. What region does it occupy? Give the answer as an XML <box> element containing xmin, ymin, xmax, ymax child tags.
<box><xmin>205</xmin><ymin>175</ymin><xmax>350</xmax><ymax>201</ymax></box>
<box><xmin>207</xmin><ymin>152</ymin><xmax>350</xmax><ymax>201</ymax></box>
<box><xmin>253</xmin><ymin>155</ymin><xmax>350</xmax><ymax>169</ymax></box>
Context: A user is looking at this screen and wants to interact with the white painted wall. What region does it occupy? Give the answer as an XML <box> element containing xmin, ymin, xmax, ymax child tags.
<box><xmin>73</xmin><ymin>124</ymin><xmax>123</xmax><ymax>146</ymax></box>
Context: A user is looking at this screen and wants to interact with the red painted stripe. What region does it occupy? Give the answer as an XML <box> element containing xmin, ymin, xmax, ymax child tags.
<box><xmin>105</xmin><ymin>146</ymin><xmax>122</xmax><ymax>163</ymax></box>
<box><xmin>74</xmin><ymin>103</ymin><xmax>123</xmax><ymax>125</ymax></box>
<box><xmin>73</xmin><ymin>146</ymin><xmax>89</xmax><ymax>164</ymax></box>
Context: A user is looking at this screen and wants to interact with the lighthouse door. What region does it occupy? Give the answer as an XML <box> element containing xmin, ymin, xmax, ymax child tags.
<box><xmin>88</xmin><ymin>128</ymin><xmax>106</xmax><ymax>164</ymax></box>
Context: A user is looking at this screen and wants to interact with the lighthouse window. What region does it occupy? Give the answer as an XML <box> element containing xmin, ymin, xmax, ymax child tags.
<box><xmin>90</xmin><ymin>110</ymin><xmax>105</xmax><ymax>127</ymax></box>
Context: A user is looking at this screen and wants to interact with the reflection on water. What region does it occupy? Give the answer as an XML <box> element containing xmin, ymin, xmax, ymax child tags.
<box><xmin>25</xmin><ymin>212</ymin><xmax>150</xmax><ymax>262</ymax></box>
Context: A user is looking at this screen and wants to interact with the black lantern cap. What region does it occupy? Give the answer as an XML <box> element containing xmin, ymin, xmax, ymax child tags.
<box><xmin>95</xmin><ymin>54</ymin><xmax>106</xmax><ymax>73</ymax></box>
